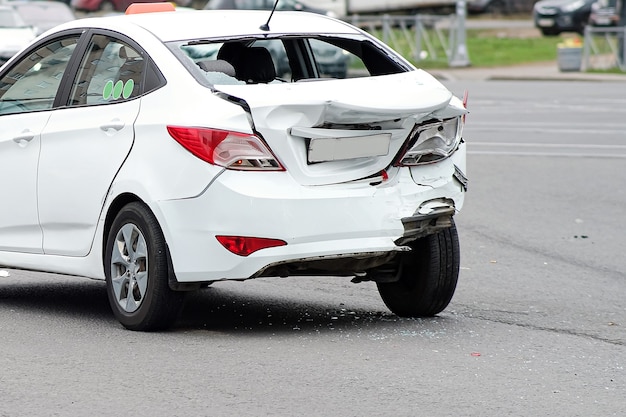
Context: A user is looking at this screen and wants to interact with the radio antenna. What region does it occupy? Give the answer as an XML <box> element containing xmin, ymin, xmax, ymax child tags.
<box><xmin>260</xmin><ymin>0</ymin><xmax>280</xmax><ymax>31</ymax></box>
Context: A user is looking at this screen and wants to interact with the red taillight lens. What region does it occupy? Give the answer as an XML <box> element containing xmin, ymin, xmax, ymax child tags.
<box><xmin>216</xmin><ymin>235</ymin><xmax>287</xmax><ymax>257</ymax></box>
<box><xmin>167</xmin><ymin>126</ymin><xmax>284</xmax><ymax>171</ymax></box>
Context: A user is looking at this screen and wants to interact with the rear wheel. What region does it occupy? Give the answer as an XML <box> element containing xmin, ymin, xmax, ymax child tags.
<box><xmin>105</xmin><ymin>202</ymin><xmax>184</xmax><ymax>331</ymax></box>
<box><xmin>377</xmin><ymin>219</ymin><xmax>460</xmax><ymax>317</ymax></box>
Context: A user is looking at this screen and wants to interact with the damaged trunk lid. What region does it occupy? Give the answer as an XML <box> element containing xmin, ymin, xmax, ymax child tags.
<box><xmin>217</xmin><ymin>71</ymin><xmax>456</xmax><ymax>186</ymax></box>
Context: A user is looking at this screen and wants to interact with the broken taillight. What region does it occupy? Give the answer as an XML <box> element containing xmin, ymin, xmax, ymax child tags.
<box><xmin>167</xmin><ymin>126</ymin><xmax>284</xmax><ymax>171</ymax></box>
<box><xmin>395</xmin><ymin>117</ymin><xmax>463</xmax><ymax>166</ymax></box>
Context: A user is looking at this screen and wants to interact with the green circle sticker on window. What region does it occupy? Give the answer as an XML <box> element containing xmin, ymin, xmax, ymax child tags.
<box><xmin>112</xmin><ymin>80</ymin><xmax>124</xmax><ymax>99</ymax></box>
<box><xmin>103</xmin><ymin>79</ymin><xmax>136</xmax><ymax>101</ymax></box>
<box><xmin>122</xmin><ymin>79</ymin><xmax>134</xmax><ymax>99</ymax></box>
<box><xmin>103</xmin><ymin>80</ymin><xmax>114</xmax><ymax>100</ymax></box>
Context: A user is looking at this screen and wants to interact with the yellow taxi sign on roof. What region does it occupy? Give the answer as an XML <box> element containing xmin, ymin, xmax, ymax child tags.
<box><xmin>126</xmin><ymin>2</ymin><xmax>175</xmax><ymax>14</ymax></box>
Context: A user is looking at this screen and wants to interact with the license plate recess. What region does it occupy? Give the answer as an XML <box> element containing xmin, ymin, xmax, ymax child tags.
<box><xmin>307</xmin><ymin>133</ymin><xmax>391</xmax><ymax>163</ymax></box>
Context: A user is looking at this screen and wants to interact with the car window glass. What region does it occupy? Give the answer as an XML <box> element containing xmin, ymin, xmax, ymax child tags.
<box><xmin>180</xmin><ymin>42</ymin><xmax>244</xmax><ymax>85</ymax></box>
<box><xmin>0</xmin><ymin>36</ymin><xmax>78</xmax><ymax>116</ymax></box>
<box><xmin>181</xmin><ymin>40</ymin><xmax>287</xmax><ymax>85</ymax></box>
<box><xmin>308</xmin><ymin>39</ymin><xmax>356</xmax><ymax>79</ymax></box>
<box><xmin>174</xmin><ymin>35</ymin><xmax>403</xmax><ymax>85</ymax></box>
<box><xmin>68</xmin><ymin>35</ymin><xmax>145</xmax><ymax>107</ymax></box>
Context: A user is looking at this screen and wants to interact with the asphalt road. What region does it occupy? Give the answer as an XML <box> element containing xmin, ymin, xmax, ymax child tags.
<box><xmin>1</xmin><ymin>80</ymin><xmax>625</xmax><ymax>416</ymax></box>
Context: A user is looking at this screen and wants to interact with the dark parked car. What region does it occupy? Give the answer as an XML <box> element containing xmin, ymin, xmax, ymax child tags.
<box><xmin>467</xmin><ymin>0</ymin><xmax>536</xmax><ymax>14</ymax></box>
<box><xmin>589</xmin><ymin>0</ymin><xmax>620</xmax><ymax>26</ymax></box>
<box><xmin>533</xmin><ymin>0</ymin><xmax>596</xmax><ymax>35</ymax></box>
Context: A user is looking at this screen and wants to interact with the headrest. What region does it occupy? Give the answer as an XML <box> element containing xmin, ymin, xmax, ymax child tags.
<box><xmin>119</xmin><ymin>45</ymin><xmax>140</xmax><ymax>60</ymax></box>
<box><xmin>234</xmin><ymin>47</ymin><xmax>276</xmax><ymax>84</ymax></box>
<box><xmin>217</xmin><ymin>42</ymin><xmax>246</xmax><ymax>63</ymax></box>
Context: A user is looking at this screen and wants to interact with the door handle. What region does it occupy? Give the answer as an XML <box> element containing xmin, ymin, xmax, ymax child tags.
<box><xmin>13</xmin><ymin>130</ymin><xmax>35</xmax><ymax>146</ymax></box>
<box><xmin>100</xmin><ymin>119</ymin><xmax>125</xmax><ymax>132</ymax></box>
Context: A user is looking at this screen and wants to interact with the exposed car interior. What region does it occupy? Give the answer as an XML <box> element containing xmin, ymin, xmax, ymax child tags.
<box><xmin>174</xmin><ymin>36</ymin><xmax>409</xmax><ymax>85</ymax></box>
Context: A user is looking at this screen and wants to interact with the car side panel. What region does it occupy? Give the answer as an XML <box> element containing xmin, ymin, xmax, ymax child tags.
<box><xmin>38</xmin><ymin>100</ymin><xmax>140</xmax><ymax>256</ymax></box>
<box><xmin>0</xmin><ymin>112</ymin><xmax>50</xmax><ymax>253</ymax></box>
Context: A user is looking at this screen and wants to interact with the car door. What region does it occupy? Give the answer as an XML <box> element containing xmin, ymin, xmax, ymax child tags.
<box><xmin>0</xmin><ymin>35</ymin><xmax>80</xmax><ymax>253</ymax></box>
<box><xmin>37</xmin><ymin>34</ymin><xmax>145</xmax><ymax>256</ymax></box>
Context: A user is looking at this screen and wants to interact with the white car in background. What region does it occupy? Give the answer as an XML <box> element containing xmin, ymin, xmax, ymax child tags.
<box><xmin>9</xmin><ymin>0</ymin><xmax>76</xmax><ymax>36</ymax></box>
<box><xmin>0</xmin><ymin>3</ymin><xmax>468</xmax><ymax>331</ymax></box>
<box><xmin>0</xmin><ymin>5</ymin><xmax>36</xmax><ymax>66</ymax></box>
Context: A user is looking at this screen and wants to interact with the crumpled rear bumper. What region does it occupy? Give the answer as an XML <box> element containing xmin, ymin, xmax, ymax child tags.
<box><xmin>155</xmin><ymin>145</ymin><xmax>466</xmax><ymax>283</ymax></box>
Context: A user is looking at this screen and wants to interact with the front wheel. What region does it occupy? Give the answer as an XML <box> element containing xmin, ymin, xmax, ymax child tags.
<box><xmin>377</xmin><ymin>219</ymin><xmax>460</xmax><ymax>317</ymax></box>
<box><xmin>105</xmin><ymin>202</ymin><xmax>184</xmax><ymax>331</ymax></box>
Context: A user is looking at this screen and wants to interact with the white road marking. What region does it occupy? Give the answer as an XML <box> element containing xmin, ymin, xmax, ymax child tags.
<box><xmin>467</xmin><ymin>142</ymin><xmax>626</xmax><ymax>158</ymax></box>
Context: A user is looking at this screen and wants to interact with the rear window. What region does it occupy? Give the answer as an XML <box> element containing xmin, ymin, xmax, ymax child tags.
<box><xmin>171</xmin><ymin>35</ymin><xmax>407</xmax><ymax>86</ymax></box>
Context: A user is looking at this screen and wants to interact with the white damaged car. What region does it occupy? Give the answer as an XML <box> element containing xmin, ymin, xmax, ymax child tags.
<box><xmin>0</xmin><ymin>3</ymin><xmax>468</xmax><ymax>330</ymax></box>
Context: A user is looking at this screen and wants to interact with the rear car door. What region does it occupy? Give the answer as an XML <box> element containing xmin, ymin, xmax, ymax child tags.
<box><xmin>0</xmin><ymin>35</ymin><xmax>80</xmax><ymax>253</ymax></box>
<box><xmin>37</xmin><ymin>33</ymin><xmax>149</xmax><ymax>256</ymax></box>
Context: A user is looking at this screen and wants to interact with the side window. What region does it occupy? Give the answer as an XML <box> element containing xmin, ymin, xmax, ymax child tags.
<box><xmin>68</xmin><ymin>35</ymin><xmax>145</xmax><ymax>106</ymax></box>
<box><xmin>0</xmin><ymin>37</ymin><xmax>79</xmax><ymax>116</ymax></box>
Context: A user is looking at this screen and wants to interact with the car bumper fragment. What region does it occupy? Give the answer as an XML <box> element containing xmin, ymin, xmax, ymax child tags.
<box><xmin>396</xmin><ymin>205</ymin><xmax>455</xmax><ymax>246</ymax></box>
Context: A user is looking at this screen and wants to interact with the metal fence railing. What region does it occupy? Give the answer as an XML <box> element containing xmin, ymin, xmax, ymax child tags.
<box><xmin>350</xmin><ymin>10</ymin><xmax>470</xmax><ymax>67</ymax></box>
<box><xmin>582</xmin><ymin>25</ymin><xmax>626</xmax><ymax>71</ymax></box>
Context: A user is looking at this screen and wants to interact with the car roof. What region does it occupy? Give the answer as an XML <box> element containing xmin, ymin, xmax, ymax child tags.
<box><xmin>55</xmin><ymin>10</ymin><xmax>360</xmax><ymax>42</ymax></box>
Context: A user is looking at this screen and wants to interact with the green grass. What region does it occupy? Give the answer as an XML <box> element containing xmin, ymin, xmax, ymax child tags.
<box><xmin>587</xmin><ymin>67</ymin><xmax>626</xmax><ymax>74</ymax></box>
<box><xmin>465</xmin><ymin>32</ymin><xmax>562</xmax><ymax>67</ymax></box>
<box><xmin>370</xmin><ymin>27</ymin><xmax>569</xmax><ymax>69</ymax></box>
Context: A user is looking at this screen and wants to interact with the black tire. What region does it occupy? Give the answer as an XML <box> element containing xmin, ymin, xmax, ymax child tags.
<box><xmin>377</xmin><ymin>219</ymin><xmax>460</xmax><ymax>317</ymax></box>
<box><xmin>105</xmin><ymin>202</ymin><xmax>184</xmax><ymax>331</ymax></box>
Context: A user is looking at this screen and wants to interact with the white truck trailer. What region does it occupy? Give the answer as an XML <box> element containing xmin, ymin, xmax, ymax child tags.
<box><xmin>303</xmin><ymin>0</ymin><xmax>458</xmax><ymax>17</ymax></box>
